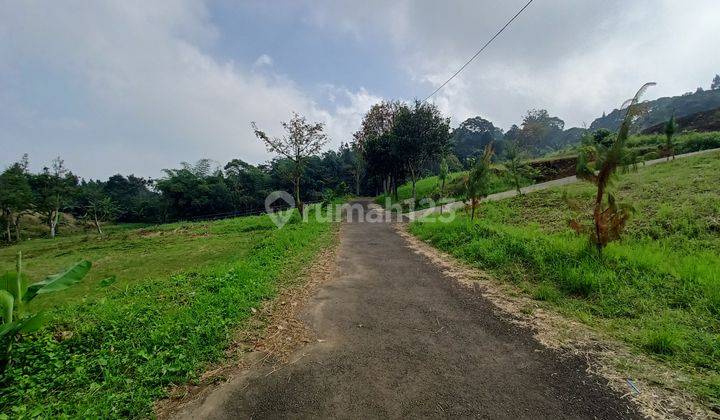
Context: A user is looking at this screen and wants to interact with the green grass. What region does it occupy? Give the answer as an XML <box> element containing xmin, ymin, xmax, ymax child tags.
<box><xmin>410</xmin><ymin>151</ymin><xmax>720</xmax><ymax>410</ymax></box>
<box><xmin>376</xmin><ymin>169</ymin><xmax>532</xmax><ymax>210</ymax></box>
<box><xmin>0</xmin><ymin>212</ymin><xmax>335</xmax><ymax>417</ymax></box>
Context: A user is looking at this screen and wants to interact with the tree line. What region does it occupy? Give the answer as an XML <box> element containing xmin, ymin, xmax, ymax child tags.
<box><xmin>0</xmin><ymin>144</ymin><xmax>363</xmax><ymax>242</ymax></box>
<box><xmin>3</xmin><ymin>86</ymin><xmax>679</xmax><ymax>242</ymax></box>
<box><xmin>0</xmin><ymin>98</ymin><xmax>571</xmax><ymax>242</ymax></box>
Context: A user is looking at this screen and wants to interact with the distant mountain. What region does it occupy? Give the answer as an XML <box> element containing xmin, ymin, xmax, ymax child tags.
<box><xmin>642</xmin><ymin>106</ymin><xmax>720</xmax><ymax>134</ymax></box>
<box><xmin>590</xmin><ymin>88</ymin><xmax>720</xmax><ymax>132</ymax></box>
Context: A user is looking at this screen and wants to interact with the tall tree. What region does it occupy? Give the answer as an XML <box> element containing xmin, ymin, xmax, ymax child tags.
<box><xmin>363</xmin><ymin>132</ymin><xmax>403</xmax><ymax>198</ymax></box>
<box><xmin>29</xmin><ymin>157</ymin><xmax>78</xmax><ymax>239</ymax></box>
<box><xmin>451</xmin><ymin>116</ymin><xmax>503</xmax><ymax>163</ymax></box>
<box><xmin>518</xmin><ymin>109</ymin><xmax>565</xmax><ymax>154</ymax></box>
<box><xmin>224</xmin><ymin>159</ymin><xmax>270</xmax><ymax>210</ymax></box>
<box><xmin>104</xmin><ymin>174</ymin><xmax>159</xmax><ymax>222</ymax></box>
<box><xmin>353</xmin><ymin>101</ymin><xmax>402</xmax><ymax>195</ymax></box>
<box><xmin>0</xmin><ymin>159</ymin><xmax>33</xmax><ymax>242</ymax></box>
<box><xmin>252</xmin><ymin>113</ymin><xmax>327</xmax><ymax>213</ymax></box>
<box><xmin>392</xmin><ymin>101</ymin><xmax>451</xmax><ymax>203</ymax></box>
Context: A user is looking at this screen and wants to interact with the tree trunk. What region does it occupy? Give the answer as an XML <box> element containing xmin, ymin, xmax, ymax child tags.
<box><xmin>440</xmin><ymin>179</ymin><xmax>445</xmax><ymax>214</ymax></box>
<box><xmin>13</xmin><ymin>214</ymin><xmax>21</xmax><ymax>242</ymax></box>
<box><xmin>94</xmin><ymin>213</ymin><xmax>103</xmax><ymax>236</ymax></box>
<box><xmin>50</xmin><ymin>209</ymin><xmax>59</xmax><ymax>239</ymax></box>
<box><xmin>294</xmin><ymin>176</ymin><xmax>303</xmax><ymax>214</ymax></box>
<box><xmin>593</xmin><ymin>184</ymin><xmax>605</xmax><ymax>256</ymax></box>
<box><xmin>409</xmin><ymin>168</ymin><xmax>417</xmax><ymax>203</ymax></box>
<box><xmin>4</xmin><ymin>211</ymin><xmax>11</xmax><ymax>242</ymax></box>
<box><xmin>354</xmin><ymin>170</ymin><xmax>360</xmax><ymax>196</ymax></box>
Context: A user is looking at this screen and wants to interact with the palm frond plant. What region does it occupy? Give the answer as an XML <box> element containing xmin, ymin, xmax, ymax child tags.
<box><xmin>569</xmin><ymin>82</ymin><xmax>656</xmax><ymax>256</ymax></box>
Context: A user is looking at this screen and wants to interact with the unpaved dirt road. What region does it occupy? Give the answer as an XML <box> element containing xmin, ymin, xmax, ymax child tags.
<box><xmin>177</xmin><ymin>200</ymin><xmax>640</xmax><ymax>419</ymax></box>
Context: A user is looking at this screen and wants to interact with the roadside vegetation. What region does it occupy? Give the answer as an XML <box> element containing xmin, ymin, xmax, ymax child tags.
<box><xmin>0</xmin><ymin>212</ymin><xmax>335</xmax><ymax>417</ymax></box>
<box><xmin>410</xmin><ymin>151</ymin><xmax>720</xmax><ymax>409</ymax></box>
<box><xmin>376</xmin><ymin>130</ymin><xmax>720</xmax><ymax>213</ymax></box>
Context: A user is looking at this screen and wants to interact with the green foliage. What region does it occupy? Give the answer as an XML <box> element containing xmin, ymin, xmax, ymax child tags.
<box><xmin>465</xmin><ymin>144</ymin><xmax>494</xmax><ymax>220</ymax></box>
<box><xmin>570</xmin><ymin>83</ymin><xmax>655</xmax><ymax>254</ymax></box>
<box><xmin>451</xmin><ymin>116</ymin><xmax>503</xmax><ymax>162</ymax></box>
<box><xmin>392</xmin><ymin>101</ymin><xmax>451</xmax><ymax>202</ymax></box>
<box><xmin>252</xmin><ymin>113</ymin><xmax>328</xmax><ymax>213</ymax></box>
<box><xmin>663</xmin><ymin>115</ymin><xmax>678</xmax><ymax>160</ymax></box>
<box><xmin>410</xmin><ymin>151</ymin><xmax>720</xmax><ymax>408</ymax></box>
<box><xmin>0</xmin><ymin>253</ymin><xmax>91</xmax><ymax>367</ymax></box>
<box><xmin>0</xmin><ymin>212</ymin><xmax>334</xmax><ymax>417</ymax></box>
<box><xmin>503</xmin><ymin>142</ymin><xmax>537</xmax><ymax>194</ymax></box>
<box><xmin>0</xmin><ymin>159</ymin><xmax>33</xmax><ymax>243</ymax></box>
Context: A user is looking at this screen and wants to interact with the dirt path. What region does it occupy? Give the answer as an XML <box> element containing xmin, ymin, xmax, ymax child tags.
<box><xmin>175</xmin><ymin>200</ymin><xmax>641</xmax><ymax>419</ymax></box>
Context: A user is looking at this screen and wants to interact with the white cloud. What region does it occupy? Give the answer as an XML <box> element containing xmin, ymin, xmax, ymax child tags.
<box><xmin>305</xmin><ymin>0</ymin><xmax>720</xmax><ymax>130</ymax></box>
<box><xmin>253</xmin><ymin>54</ymin><xmax>274</xmax><ymax>68</ymax></box>
<box><xmin>0</xmin><ymin>1</ymin><xmax>379</xmax><ymax>178</ymax></box>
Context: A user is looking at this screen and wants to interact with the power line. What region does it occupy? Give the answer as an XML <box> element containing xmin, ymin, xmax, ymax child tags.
<box><xmin>423</xmin><ymin>0</ymin><xmax>535</xmax><ymax>102</ymax></box>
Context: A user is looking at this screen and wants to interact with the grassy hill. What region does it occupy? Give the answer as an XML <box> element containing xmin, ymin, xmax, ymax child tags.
<box><xmin>376</xmin><ymin>169</ymin><xmax>532</xmax><ymax>210</ymax></box>
<box><xmin>0</xmin><ymin>212</ymin><xmax>335</xmax><ymax>417</ymax></box>
<box><xmin>410</xmin><ymin>151</ymin><xmax>720</xmax><ymax>409</ymax></box>
<box><xmin>381</xmin><ymin>132</ymin><xmax>720</xmax><ymax>212</ymax></box>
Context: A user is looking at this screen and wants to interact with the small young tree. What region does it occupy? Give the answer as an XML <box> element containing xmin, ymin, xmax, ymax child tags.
<box><xmin>465</xmin><ymin>144</ymin><xmax>494</xmax><ymax>220</ymax></box>
<box><xmin>77</xmin><ymin>182</ymin><xmax>117</xmax><ymax>235</ymax></box>
<box><xmin>503</xmin><ymin>142</ymin><xmax>536</xmax><ymax>195</ymax></box>
<box><xmin>252</xmin><ymin>113</ymin><xmax>327</xmax><ymax>214</ymax></box>
<box><xmin>438</xmin><ymin>157</ymin><xmax>449</xmax><ymax>213</ymax></box>
<box><xmin>663</xmin><ymin>115</ymin><xmax>677</xmax><ymax>161</ymax></box>
<box><xmin>569</xmin><ymin>82</ymin><xmax>656</xmax><ymax>255</ymax></box>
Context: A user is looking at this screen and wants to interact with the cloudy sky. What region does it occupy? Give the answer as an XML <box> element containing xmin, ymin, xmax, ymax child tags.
<box><xmin>1</xmin><ymin>0</ymin><xmax>718</xmax><ymax>179</ymax></box>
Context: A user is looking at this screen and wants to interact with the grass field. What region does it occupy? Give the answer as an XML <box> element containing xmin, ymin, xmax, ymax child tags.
<box><xmin>0</xmin><ymin>212</ymin><xmax>335</xmax><ymax>417</ymax></box>
<box><xmin>378</xmin><ymin>132</ymin><xmax>720</xmax><ymax>212</ymax></box>
<box><xmin>410</xmin><ymin>151</ymin><xmax>720</xmax><ymax>409</ymax></box>
<box><xmin>376</xmin><ymin>169</ymin><xmax>532</xmax><ymax>210</ymax></box>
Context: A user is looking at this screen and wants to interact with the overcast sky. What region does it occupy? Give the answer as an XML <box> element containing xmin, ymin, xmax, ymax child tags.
<box><xmin>1</xmin><ymin>0</ymin><xmax>718</xmax><ymax>179</ymax></box>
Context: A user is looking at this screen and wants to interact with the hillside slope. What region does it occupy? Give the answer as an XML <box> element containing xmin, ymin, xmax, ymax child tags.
<box><xmin>642</xmin><ymin>106</ymin><xmax>720</xmax><ymax>134</ymax></box>
<box><xmin>591</xmin><ymin>89</ymin><xmax>720</xmax><ymax>132</ymax></box>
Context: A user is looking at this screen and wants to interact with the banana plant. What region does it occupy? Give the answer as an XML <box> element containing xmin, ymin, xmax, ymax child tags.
<box><xmin>0</xmin><ymin>251</ymin><xmax>91</xmax><ymax>357</ymax></box>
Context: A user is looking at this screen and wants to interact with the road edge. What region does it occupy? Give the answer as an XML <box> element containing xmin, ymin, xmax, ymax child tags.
<box><xmin>395</xmin><ymin>223</ymin><xmax>715</xmax><ymax>420</ymax></box>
